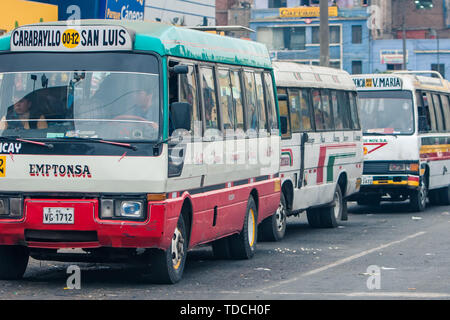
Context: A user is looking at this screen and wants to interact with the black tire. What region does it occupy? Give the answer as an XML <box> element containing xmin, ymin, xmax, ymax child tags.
<box><xmin>410</xmin><ymin>177</ymin><xmax>427</xmax><ymax>212</ymax></box>
<box><xmin>258</xmin><ymin>192</ymin><xmax>287</xmax><ymax>242</ymax></box>
<box><xmin>149</xmin><ymin>215</ymin><xmax>187</xmax><ymax>284</ymax></box>
<box><xmin>428</xmin><ymin>189</ymin><xmax>442</xmax><ymax>206</ymax></box>
<box><xmin>212</xmin><ymin>237</ymin><xmax>232</xmax><ymax>260</ymax></box>
<box><xmin>0</xmin><ymin>245</ymin><xmax>29</xmax><ymax>280</ymax></box>
<box><xmin>320</xmin><ymin>184</ymin><xmax>344</xmax><ymax>228</ymax></box>
<box><xmin>438</xmin><ymin>185</ymin><xmax>450</xmax><ymax>205</ymax></box>
<box><xmin>306</xmin><ymin>208</ymin><xmax>322</xmax><ymax>228</ymax></box>
<box><xmin>229</xmin><ymin>196</ymin><xmax>258</xmax><ymax>260</ymax></box>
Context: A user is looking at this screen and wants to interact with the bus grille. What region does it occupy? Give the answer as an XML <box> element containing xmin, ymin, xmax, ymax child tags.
<box><xmin>25</xmin><ymin>230</ymin><xmax>98</xmax><ymax>243</ymax></box>
<box><xmin>363</xmin><ymin>162</ymin><xmax>390</xmax><ymax>174</ymax></box>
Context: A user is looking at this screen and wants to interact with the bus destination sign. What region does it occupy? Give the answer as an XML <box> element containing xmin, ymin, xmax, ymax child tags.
<box><xmin>10</xmin><ymin>25</ymin><xmax>134</xmax><ymax>52</ymax></box>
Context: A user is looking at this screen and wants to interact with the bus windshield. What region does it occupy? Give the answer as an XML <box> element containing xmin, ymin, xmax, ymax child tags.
<box><xmin>357</xmin><ymin>90</ymin><xmax>414</xmax><ymax>135</ymax></box>
<box><xmin>0</xmin><ymin>53</ymin><xmax>160</xmax><ymax>141</ymax></box>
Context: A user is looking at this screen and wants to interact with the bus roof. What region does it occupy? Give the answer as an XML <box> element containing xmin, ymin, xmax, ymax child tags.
<box><xmin>0</xmin><ymin>20</ymin><xmax>272</xmax><ymax>69</ymax></box>
<box><xmin>352</xmin><ymin>72</ymin><xmax>450</xmax><ymax>93</ymax></box>
<box><xmin>272</xmin><ymin>61</ymin><xmax>356</xmax><ymax>91</ymax></box>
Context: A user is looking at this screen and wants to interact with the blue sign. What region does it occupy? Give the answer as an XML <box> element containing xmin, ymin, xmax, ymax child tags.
<box><xmin>105</xmin><ymin>0</ymin><xmax>145</xmax><ymax>21</ymax></box>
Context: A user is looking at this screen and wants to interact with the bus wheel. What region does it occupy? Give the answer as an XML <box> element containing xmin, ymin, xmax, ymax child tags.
<box><xmin>259</xmin><ymin>192</ymin><xmax>287</xmax><ymax>242</ymax></box>
<box><xmin>320</xmin><ymin>184</ymin><xmax>343</xmax><ymax>228</ymax></box>
<box><xmin>149</xmin><ymin>215</ymin><xmax>187</xmax><ymax>284</ymax></box>
<box><xmin>410</xmin><ymin>177</ymin><xmax>427</xmax><ymax>212</ymax></box>
<box><xmin>306</xmin><ymin>208</ymin><xmax>322</xmax><ymax>228</ymax></box>
<box><xmin>0</xmin><ymin>245</ymin><xmax>29</xmax><ymax>280</ymax></box>
<box><xmin>212</xmin><ymin>237</ymin><xmax>232</xmax><ymax>260</ymax></box>
<box><xmin>229</xmin><ymin>196</ymin><xmax>257</xmax><ymax>259</ymax></box>
<box><xmin>438</xmin><ymin>185</ymin><xmax>450</xmax><ymax>205</ymax></box>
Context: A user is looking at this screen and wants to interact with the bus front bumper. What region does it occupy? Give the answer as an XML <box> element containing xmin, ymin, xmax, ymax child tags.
<box><xmin>0</xmin><ymin>198</ymin><xmax>173</xmax><ymax>250</ymax></box>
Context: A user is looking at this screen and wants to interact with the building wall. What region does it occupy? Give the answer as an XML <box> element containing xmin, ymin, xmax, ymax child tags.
<box><xmin>144</xmin><ymin>0</ymin><xmax>215</xmax><ymax>26</ymax></box>
<box><xmin>391</xmin><ymin>0</ymin><xmax>450</xmax><ymax>38</ymax></box>
<box><xmin>250</xmin><ymin>6</ymin><xmax>371</xmax><ymax>75</ymax></box>
<box><xmin>371</xmin><ymin>38</ymin><xmax>450</xmax><ymax>79</ymax></box>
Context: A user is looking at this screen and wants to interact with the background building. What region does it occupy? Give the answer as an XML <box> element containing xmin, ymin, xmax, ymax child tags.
<box><xmin>249</xmin><ymin>0</ymin><xmax>371</xmax><ymax>74</ymax></box>
<box><xmin>27</xmin><ymin>0</ymin><xmax>215</xmax><ymax>26</ymax></box>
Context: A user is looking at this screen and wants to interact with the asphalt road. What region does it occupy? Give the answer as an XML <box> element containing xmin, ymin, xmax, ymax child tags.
<box><xmin>1</xmin><ymin>201</ymin><xmax>449</xmax><ymax>301</ymax></box>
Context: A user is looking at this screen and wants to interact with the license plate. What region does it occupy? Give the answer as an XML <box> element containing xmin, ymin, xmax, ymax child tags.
<box><xmin>362</xmin><ymin>176</ymin><xmax>373</xmax><ymax>185</ymax></box>
<box><xmin>43</xmin><ymin>207</ymin><xmax>74</xmax><ymax>224</ymax></box>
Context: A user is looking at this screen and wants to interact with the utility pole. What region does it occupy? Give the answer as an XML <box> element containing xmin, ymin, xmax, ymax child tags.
<box><xmin>402</xmin><ymin>9</ymin><xmax>407</xmax><ymax>70</ymax></box>
<box><xmin>320</xmin><ymin>0</ymin><xmax>329</xmax><ymax>67</ymax></box>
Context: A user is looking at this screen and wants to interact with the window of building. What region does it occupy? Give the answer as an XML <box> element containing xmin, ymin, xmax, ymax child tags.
<box><xmin>431</xmin><ymin>63</ymin><xmax>445</xmax><ymax>78</ymax></box>
<box><xmin>352</xmin><ymin>25</ymin><xmax>362</xmax><ymax>44</ymax></box>
<box><xmin>352</xmin><ymin>60</ymin><xmax>362</xmax><ymax>74</ymax></box>
<box><xmin>268</xmin><ymin>0</ymin><xmax>287</xmax><ymax>8</ymax></box>
<box><xmin>257</xmin><ymin>27</ymin><xmax>305</xmax><ymax>51</ymax></box>
<box><xmin>311</xmin><ymin>26</ymin><xmax>341</xmax><ymax>44</ymax></box>
<box><xmin>387</xmin><ymin>64</ymin><xmax>403</xmax><ymax>71</ymax></box>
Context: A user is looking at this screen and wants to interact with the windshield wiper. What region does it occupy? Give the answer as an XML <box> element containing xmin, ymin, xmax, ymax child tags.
<box><xmin>0</xmin><ymin>136</ymin><xmax>54</xmax><ymax>149</ymax></box>
<box><xmin>55</xmin><ymin>136</ymin><xmax>137</xmax><ymax>151</ymax></box>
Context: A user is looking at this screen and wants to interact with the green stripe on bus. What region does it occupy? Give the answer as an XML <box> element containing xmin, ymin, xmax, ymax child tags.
<box><xmin>327</xmin><ymin>153</ymin><xmax>356</xmax><ymax>183</ymax></box>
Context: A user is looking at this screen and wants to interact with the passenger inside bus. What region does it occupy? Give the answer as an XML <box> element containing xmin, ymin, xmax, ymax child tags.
<box><xmin>0</xmin><ymin>92</ymin><xmax>48</xmax><ymax>130</ymax></box>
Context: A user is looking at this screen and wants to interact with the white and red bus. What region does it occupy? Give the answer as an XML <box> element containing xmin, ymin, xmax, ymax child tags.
<box><xmin>261</xmin><ymin>62</ymin><xmax>363</xmax><ymax>240</ymax></box>
<box><xmin>0</xmin><ymin>21</ymin><xmax>281</xmax><ymax>283</ymax></box>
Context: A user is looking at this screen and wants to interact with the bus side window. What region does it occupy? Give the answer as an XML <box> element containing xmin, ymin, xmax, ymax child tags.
<box><xmin>278</xmin><ymin>87</ymin><xmax>291</xmax><ymax>138</ymax></box>
<box><xmin>288</xmin><ymin>88</ymin><xmax>301</xmax><ymax>132</ymax></box>
<box><xmin>320</xmin><ymin>89</ymin><xmax>334</xmax><ymax>130</ymax></box>
<box><xmin>299</xmin><ymin>89</ymin><xmax>313</xmax><ymax>131</ymax></box>
<box><xmin>179</xmin><ymin>64</ymin><xmax>200</xmax><ymax>137</ymax></box>
<box><xmin>432</xmin><ymin>94</ymin><xmax>445</xmax><ymax>132</ymax></box>
<box><xmin>330</xmin><ymin>90</ymin><xmax>343</xmax><ymax>130</ymax></box>
<box><xmin>348</xmin><ymin>91</ymin><xmax>361</xmax><ymax>130</ymax></box>
<box><xmin>243</xmin><ymin>71</ymin><xmax>258</xmax><ymax>134</ymax></box>
<box><xmin>263</xmin><ymin>72</ymin><xmax>279</xmax><ymax>134</ymax></box>
<box><xmin>417</xmin><ymin>91</ymin><xmax>431</xmax><ymax>132</ymax></box>
<box><xmin>336</xmin><ymin>90</ymin><xmax>351</xmax><ymax>129</ymax></box>
<box><xmin>424</xmin><ymin>92</ymin><xmax>437</xmax><ymax>132</ymax></box>
<box><xmin>199</xmin><ymin>66</ymin><xmax>219</xmax><ymax>132</ymax></box>
<box><xmin>255</xmin><ymin>72</ymin><xmax>268</xmax><ymax>136</ymax></box>
<box><xmin>230</xmin><ymin>70</ymin><xmax>245</xmax><ymax>136</ymax></box>
<box><xmin>441</xmin><ymin>95</ymin><xmax>450</xmax><ymax>132</ymax></box>
<box><xmin>218</xmin><ymin>68</ymin><xmax>235</xmax><ymax>136</ymax></box>
<box><xmin>312</xmin><ymin>89</ymin><xmax>325</xmax><ymax>130</ymax></box>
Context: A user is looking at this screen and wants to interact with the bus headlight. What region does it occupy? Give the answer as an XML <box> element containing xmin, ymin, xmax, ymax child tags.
<box><xmin>117</xmin><ymin>201</ymin><xmax>143</xmax><ymax>218</ymax></box>
<box><xmin>0</xmin><ymin>198</ymin><xmax>23</xmax><ymax>218</ymax></box>
<box><xmin>389</xmin><ymin>163</ymin><xmax>405</xmax><ymax>171</ymax></box>
<box><xmin>100</xmin><ymin>199</ymin><xmax>145</xmax><ymax>220</ymax></box>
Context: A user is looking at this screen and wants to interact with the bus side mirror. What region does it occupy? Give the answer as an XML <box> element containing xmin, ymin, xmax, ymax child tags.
<box><xmin>280</xmin><ymin>115</ymin><xmax>288</xmax><ymax>135</ymax></box>
<box><xmin>170</xmin><ymin>65</ymin><xmax>189</xmax><ymax>75</ymax></box>
<box><xmin>170</xmin><ymin>102</ymin><xmax>192</xmax><ymax>131</ymax></box>
<box><xmin>278</xmin><ymin>94</ymin><xmax>288</xmax><ymax>101</ymax></box>
<box><xmin>302</xmin><ymin>132</ymin><xmax>309</xmax><ymax>143</ymax></box>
